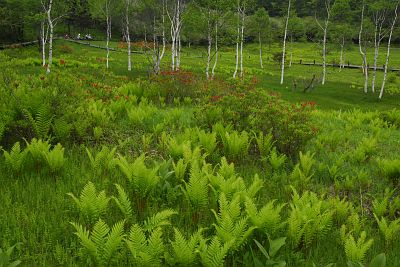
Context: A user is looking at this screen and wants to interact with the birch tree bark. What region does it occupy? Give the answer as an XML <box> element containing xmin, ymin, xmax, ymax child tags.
<box><xmin>280</xmin><ymin>0</ymin><xmax>291</xmax><ymax>85</ymax></box>
<box><xmin>46</xmin><ymin>0</ymin><xmax>53</xmax><ymax>74</ymax></box>
<box><xmin>105</xmin><ymin>1</ymin><xmax>111</xmax><ymax>69</ymax></box>
<box><xmin>167</xmin><ymin>0</ymin><xmax>184</xmax><ymax>71</ymax></box>
<box><xmin>206</xmin><ymin>9</ymin><xmax>212</xmax><ymax>79</ymax></box>
<box><xmin>239</xmin><ymin>5</ymin><xmax>245</xmax><ymax>78</ymax></box>
<box><xmin>371</xmin><ymin>10</ymin><xmax>386</xmax><ymax>93</ymax></box>
<box><xmin>233</xmin><ymin>2</ymin><xmax>240</xmax><ymax>78</ymax></box>
<box><xmin>40</xmin><ymin>20</ymin><xmax>48</xmax><ymax>67</ymax></box>
<box><xmin>359</xmin><ymin>1</ymin><xmax>368</xmax><ymax>93</ymax></box>
<box><xmin>211</xmin><ymin>22</ymin><xmax>218</xmax><ymax>79</ymax></box>
<box><xmin>315</xmin><ymin>0</ymin><xmax>331</xmax><ymax>85</ymax></box>
<box><xmin>380</xmin><ymin>2</ymin><xmax>399</xmax><ymax>99</ymax></box>
<box><xmin>125</xmin><ymin>0</ymin><xmax>132</xmax><ymax>71</ymax></box>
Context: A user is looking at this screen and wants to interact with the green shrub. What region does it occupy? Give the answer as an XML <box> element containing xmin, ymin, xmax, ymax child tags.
<box><xmin>197</xmin><ymin>88</ymin><xmax>316</xmax><ymax>156</ymax></box>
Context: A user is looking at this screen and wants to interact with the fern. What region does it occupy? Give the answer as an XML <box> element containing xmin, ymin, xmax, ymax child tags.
<box><xmin>218</xmin><ymin>157</ymin><xmax>236</xmax><ymax>179</ymax></box>
<box><xmin>25</xmin><ymin>138</ymin><xmax>51</xmax><ymax>165</ymax></box>
<box><xmin>181</xmin><ymin>166</ymin><xmax>209</xmax><ymax>210</ymax></box>
<box><xmin>328</xmin><ymin>197</ymin><xmax>353</xmax><ymax>225</ymax></box>
<box><xmin>112</xmin><ymin>184</ymin><xmax>133</xmax><ymax>220</ymax></box>
<box><xmin>374</xmin><ymin>215</ymin><xmax>400</xmax><ymax>246</ymax></box>
<box><xmin>197</xmin><ymin>129</ymin><xmax>217</xmax><ymax>155</ymax></box>
<box><xmin>3</xmin><ymin>142</ymin><xmax>27</xmax><ymax>174</ymax></box>
<box><xmin>212</xmin><ymin>193</ymin><xmax>257</xmax><ymax>251</ymax></box>
<box><xmin>67</xmin><ymin>182</ymin><xmax>110</xmax><ymax>223</ymax></box>
<box><xmin>86</xmin><ymin>146</ymin><xmax>117</xmax><ymax>176</ymax></box>
<box><xmin>44</xmin><ymin>143</ymin><xmax>66</xmax><ymax>173</ymax></box>
<box><xmin>290</xmin><ymin>151</ymin><xmax>315</xmax><ymax>190</ymax></box>
<box><xmin>269</xmin><ymin>148</ymin><xmax>286</xmax><ymax>171</ymax></box>
<box><xmin>245</xmin><ymin>197</ymin><xmax>285</xmax><ymax>235</ymax></box>
<box><xmin>125</xmin><ymin>224</ymin><xmax>165</xmax><ymax>266</ymax></box>
<box><xmin>198</xmin><ymin>236</ymin><xmax>233</xmax><ymax>267</ymax></box>
<box><xmin>23</xmin><ymin>104</ymin><xmax>54</xmax><ymax>139</ymax></box>
<box><xmin>169</xmin><ymin>228</ymin><xmax>202</xmax><ymax>266</ymax></box>
<box><xmin>222</xmin><ymin>130</ymin><xmax>250</xmax><ymax>161</ymax></box>
<box><xmin>254</xmin><ymin>131</ymin><xmax>275</xmax><ymax>158</ymax></box>
<box><xmin>379</xmin><ymin>159</ymin><xmax>400</xmax><ymax>182</ymax></box>
<box><xmin>116</xmin><ymin>154</ymin><xmax>160</xmax><ymax>199</ymax></box>
<box><xmin>343</xmin><ymin>230</ymin><xmax>373</xmax><ymax>263</ymax></box>
<box><xmin>288</xmin><ymin>188</ymin><xmax>333</xmax><ymax>248</ymax></box>
<box><xmin>143</xmin><ymin>209</ymin><xmax>177</xmax><ymax>232</ymax></box>
<box><xmin>172</xmin><ymin>158</ymin><xmax>187</xmax><ymax>182</ymax></box>
<box><xmin>70</xmin><ymin>219</ymin><xmax>125</xmax><ymax>267</ymax></box>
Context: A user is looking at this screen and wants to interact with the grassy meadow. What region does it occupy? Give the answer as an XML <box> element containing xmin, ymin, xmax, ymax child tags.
<box><xmin>0</xmin><ymin>40</ymin><xmax>400</xmax><ymax>266</ymax></box>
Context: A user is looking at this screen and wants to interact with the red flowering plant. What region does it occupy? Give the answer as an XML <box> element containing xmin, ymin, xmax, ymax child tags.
<box><xmin>197</xmin><ymin>84</ymin><xmax>318</xmax><ymax>157</ymax></box>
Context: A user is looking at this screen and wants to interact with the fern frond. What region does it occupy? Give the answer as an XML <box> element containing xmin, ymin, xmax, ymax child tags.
<box><xmin>143</xmin><ymin>209</ymin><xmax>177</xmax><ymax>232</ymax></box>
<box><xmin>112</xmin><ymin>184</ymin><xmax>133</xmax><ymax>220</ymax></box>
<box><xmin>67</xmin><ymin>182</ymin><xmax>110</xmax><ymax>222</ymax></box>
<box><xmin>198</xmin><ymin>236</ymin><xmax>233</xmax><ymax>267</ymax></box>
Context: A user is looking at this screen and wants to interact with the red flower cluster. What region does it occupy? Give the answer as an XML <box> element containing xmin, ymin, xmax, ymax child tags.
<box><xmin>211</xmin><ymin>95</ymin><xmax>223</xmax><ymax>102</ymax></box>
<box><xmin>301</xmin><ymin>101</ymin><xmax>317</xmax><ymax>109</ymax></box>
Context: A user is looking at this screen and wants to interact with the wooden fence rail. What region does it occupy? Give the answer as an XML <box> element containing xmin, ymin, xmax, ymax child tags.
<box><xmin>297</xmin><ymin>59</ymin><xmax>400</xmax><ymax>72</ymax></box>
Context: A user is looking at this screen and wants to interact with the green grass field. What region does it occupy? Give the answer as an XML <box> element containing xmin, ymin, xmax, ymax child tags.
<box><xmin>1</xmin><ymin>40</ymin><xmax>400</xmax><ymax>266</ymax></box>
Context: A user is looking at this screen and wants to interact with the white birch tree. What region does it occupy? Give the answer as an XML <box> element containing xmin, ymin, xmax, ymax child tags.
<box><xmin>167</xmin><ymin>0</ymin><xmax>185</xmax><ymax>71</ymax></box>
<box><xmin>315</xmin><ymin>0</ymin><xmax>332</xmax><ymax>85</ymax></box>
<box><xmin>370</xmin><ymin>2</ymin><xmax>389</xmax><ymax>93</ymax></box>
<box><xmin>379</xmin><ymin>1</ymin><xmax>399</xmax><ymax>99</ymax></box>
<box><xmin>280</xmin><ymin>0</ymin><xmax>291</xmax><ymax>85</ymax></box>
<box><xmin>359</xmin><ymin>1</ymin><xmax>369</xmax><ymax>93</ymax></box>
<box><xmin>89</xmin><ymin>0</ymin><xmax>117</xmax><ymax>69</ymax></box>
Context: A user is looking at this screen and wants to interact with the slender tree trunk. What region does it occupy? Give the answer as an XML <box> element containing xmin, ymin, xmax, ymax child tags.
<box><xmin>233</xmin><ymin>4</ymin><xmax>240</xmax><ymax>78</ymax></box>
<box><xmin>359</xmin><ymin>2</ymin><xmax>368</xmax><ymax>93</ymax></box>
<box><xmin>259</xmin><ymin>32</ymin><xmax>263</xmax><ymax>69</ymax></box>
<box><xmin>281</xmin><ymin>0</ymin><xmax>291</xmax><ymax>85</ymax></box>
<box><xmin>322</xmin><ymin>23</ymin><xmax>328</xmax><ymax>85</ymax></box>
<box><xmin>240</xmin><ymin>11</ymin><xmax>244</xmax><ymax>78</ymax></box>
<box><xmin>233</xmin><ymin>28</ymin><xmax>239</xmax><ymax>78</ymax></box>
<box><xmin>211</xmin><ymin>22</ymin><xmax>218</xmax><ymax>79</ymax></box>
<box><xmin>46</xmin><ymin>0</ymin><xmax>53</xmax><ymax>74</ymax></box>
<box><xmin>125</xmin><ymin>0</ymin><xmax>132</xmax><ymax>71</ymax></box>
<box><xmin>41</xmin><ymin>21</ymin><xmax>47</xmax><ymax>67</ymax></box>
<box><xmin>177</xmin><ymin>34</ymin><xmax>181</xmax><ymax>70</ymax></box>
<box><xmin>206</xmin><ymin>11</ymin><xmax>212</xmax><ymax>79</ymax></box>
<box><xmin>372</xmin><ymin>17</ymin><xmax>385</xmax><ymax>93</ymax></box>
<box><xmin>380</xmin><ymin>3</ymin><xmax>399</xmax><ymax>99</ymax></box>
<box><xmin>339</xmin><ymin>37</ymin><xmax>344</xmax><ymax>71</ymax></box>
<box><xmin>155</xmin><ymin>0</ymin><xmax>166</xmax><ymax>74</ymax></box>
<box><xmin>106</xmin><ymin>12</ymin><xmax>111</xmax><ymax>69</ymax></box>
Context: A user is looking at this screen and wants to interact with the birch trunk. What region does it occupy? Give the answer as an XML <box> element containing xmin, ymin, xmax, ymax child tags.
<box><xmin>46</xmin><ymin>0</ymin><xmax>53</xmax><ymax>74</ymax></box>
<box><xmin>233</xmin><ymin>27</ymin><xmax>239</xmax><ymax>78</ymax></box>
<box><xmin>322</xmin><ymin>23</ymin><xmax>328</xmax><ymax>85</ymax></box>
<box><xmin>280</xmin><ymin>0</ymin><xmax>291</xmax><ymax>85</ymax></box>
<box><xmin>206</xmin><ymin>12</ymin><xmax>212</xmax><ymax>79</ymax></box>
<box><xmin>380</xmin><ymin>3</ymin><xmax>399</xmax><ymax>99</ymax></box>
<box><xmin>359</xmin><ymin>2</ymin><xmax>368</xmax><ymax>93</ymax></box>
<box><xmin>106</xmin><ymin>12</ymin><xmax>111</xmax><ymax>69</ymax></box>
<box><xmin>211</xmin><ymin>23</ymin><xmax>218</xmax><ymax>79</ymax></box>
<box><xmin>239</xmin><ymin>7</ymin><xmax>245</xmax><ymax>78</ymax></box>
<box><xmin>125</xmin><ymin>0</ymin><xmax>132</xmax><ymax>71</ymax></box>
<box><xmin>41</xmin><ymin>21</ymin><xmax>47</xmax><ymax>67</ymax></box>
<box><xmin>372</xmin><ymin>14</ymin><xmax>385</xmax><ymax>93</ymax></box>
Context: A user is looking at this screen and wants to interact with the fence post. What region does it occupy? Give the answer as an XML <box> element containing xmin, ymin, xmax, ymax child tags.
<box><xmin>313</xmin><ymin>60</ymin><xmax>316</xmax><ymax>65</ymax></box>
<box><xmin>300</xmin><ymin>59</ymin><xmax>302</xmax><ymax>65</ymax></box>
